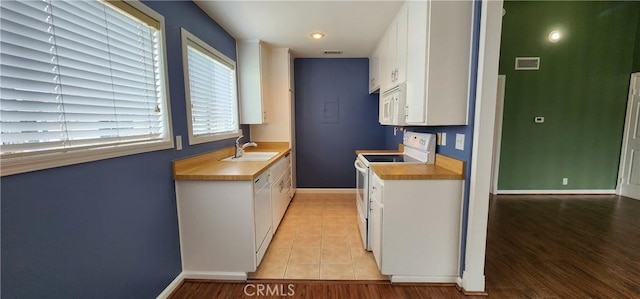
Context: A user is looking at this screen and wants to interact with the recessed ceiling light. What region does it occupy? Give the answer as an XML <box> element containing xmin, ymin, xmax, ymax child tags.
<box><xmin>548</xmin><ymin>30</ymin><xmax>561</xmax><ymax>43</ymax></box>
<box><xmin>311</xmin><ymin>32</ymin><xmax>325</xmax><ymax>40</ymax></box>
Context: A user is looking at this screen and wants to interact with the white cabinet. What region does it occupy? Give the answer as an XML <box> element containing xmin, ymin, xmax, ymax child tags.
<box><xmin>405</xmin><ymin>0</ymin><xmax>473</xmax><ymax>125</ymax></box>
<box><xmin>380</xmin><ymin>2</ymin><xmax>408</xmax><ymax>92</ymax></box>
<box><xmin>371</xmin><ymin>172</ymin><xmax>463</xmax><ymax>283</ymax></box>
<box><xmin>369</xmin><ymin>176</ymin><xmax>384</xmax><ymax>270</ymax></box>
<box><xmin>368</xmin><ymin>42</ymin><xmax>381</xmax><ymax>93</ymax></box>
<box><xmin>270</xmin><ymin>152</ymin><xmax>293</xmax><ymax>231</ymax></box>
<box><xmin>249</xmin><ymin>48</ymin><xmax>297</xmax><ymax>193</ymax></box>
<box><xmin>238</xmin><ymin>40</ymin><xmax>269</xmax><ymax>124</ymax></box>
<box><xmin>250</xmin><ymin>48</ymin><xmax>294</xmax><ymax>142</ymax></box>
<box><xmin>175</xmin><ymin>156</ymin><xmax>293</xmax><ymax>279</ymax></box>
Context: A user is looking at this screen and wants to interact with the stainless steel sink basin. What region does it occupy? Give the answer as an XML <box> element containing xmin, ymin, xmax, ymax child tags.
<box><xmin>220</xmin><ymin>152</ymin><xmax>279</xmax><ymax>162</ymax></box>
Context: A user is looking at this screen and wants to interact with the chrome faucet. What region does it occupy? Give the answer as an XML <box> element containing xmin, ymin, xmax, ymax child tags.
<box><xmin>235</xmin><ymin>135</ymin><xmax>257</xmax><ymax>158</ymax></box>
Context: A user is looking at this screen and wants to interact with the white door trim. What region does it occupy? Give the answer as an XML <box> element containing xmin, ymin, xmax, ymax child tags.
<box><xmin>491</xmin><ymin>75</ymin><xmax>506</xmax><ymax>194</ymax></box>
<box><xmin>461</xmin><ymin>0</ymin><xmax>504</xmax><ymax>293</ymax></box>
<box><xmin>616</xmin><ymin>72</ymin><xmax>640</xmax><ymax>200</ymax></box>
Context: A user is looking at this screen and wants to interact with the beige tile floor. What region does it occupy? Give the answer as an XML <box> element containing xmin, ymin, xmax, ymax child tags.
<box><xmin>249</xmin><ymin>193</ymin><xmax>389</xmax><ymax>280</ymax></box>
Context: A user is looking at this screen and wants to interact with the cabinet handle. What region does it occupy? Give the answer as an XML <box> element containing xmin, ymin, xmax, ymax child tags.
<box><xmin>372</xmin><ymin>186</ymin><xmax>377</xmax><ymax>190</ymax></box>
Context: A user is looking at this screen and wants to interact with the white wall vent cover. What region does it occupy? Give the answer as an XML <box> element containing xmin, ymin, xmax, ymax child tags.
<box><xmin>323</xmin><ymin>50</ymin><xmax>343</xmax><ymax>55</ymax></box>
<box><xmin>515</xmin><ymin>57</ymin><xmax>540</xmax><ymax>70</ymax></box>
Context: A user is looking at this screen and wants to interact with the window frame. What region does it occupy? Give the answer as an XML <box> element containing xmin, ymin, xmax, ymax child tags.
<box><xmin>0</xmin><ymin>0</ymin><xmax>174</xmax><ymax>177</ymax></box>
<box><xmin>181</xmin><ymin>28</ymin><xmax>241</xmax><ymax>145</ymax></box>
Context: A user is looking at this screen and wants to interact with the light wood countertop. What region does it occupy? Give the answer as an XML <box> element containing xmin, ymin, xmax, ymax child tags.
<box><xmin>173</xmin><ymin>142</ymin><xmax>291</xmax><ymax>181</ymax></box>
<box><xmin>370</xmin><ymin>154</ymin><xmax>464</xmax><ymax>180</ymax></box>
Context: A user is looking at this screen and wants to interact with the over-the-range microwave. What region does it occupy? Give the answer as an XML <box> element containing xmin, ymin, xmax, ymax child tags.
<box><xmin>379</xmin><ymin>83</ymin><xmax>407</xmax><ymax>126</ymax></box>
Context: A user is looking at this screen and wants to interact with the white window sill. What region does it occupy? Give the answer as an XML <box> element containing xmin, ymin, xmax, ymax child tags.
<box><xmin>1</xmin><ymin>140</ymin><xmax>174</xmax><ymax>177</ymax></box>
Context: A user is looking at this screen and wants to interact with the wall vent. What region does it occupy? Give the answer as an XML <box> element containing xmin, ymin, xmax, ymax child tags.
<box><xmin>323</xmin><ymin>50</ymin><xmax>343</xmax><ymax>55</ymax></box>
<box><xmin>515</xmin><ymin>57</ymin><xmax>540</xmax><ymax>70</ymax></box>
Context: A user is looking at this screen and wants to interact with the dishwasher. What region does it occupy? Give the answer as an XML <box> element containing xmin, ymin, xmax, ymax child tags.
<box><xmin>254</xmin><ymin>171</ymin><xmax>272</xmax><ymax>265</ymax></box>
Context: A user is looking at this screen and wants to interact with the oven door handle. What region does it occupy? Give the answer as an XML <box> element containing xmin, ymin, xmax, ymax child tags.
<box><xmin>354</xmin><ymin>159</ymin><xmax>367</xmax><ymax>173</ymax></box>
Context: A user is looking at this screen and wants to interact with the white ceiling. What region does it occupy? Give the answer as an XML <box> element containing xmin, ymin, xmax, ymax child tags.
<box><xmin>194</xmin><ymin>0</ymin><xmax>405</xmax><ymax>58</ymax></box>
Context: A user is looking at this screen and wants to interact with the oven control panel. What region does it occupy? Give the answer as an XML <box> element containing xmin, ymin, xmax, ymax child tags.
<box><xmin>403</xmin><ymin>131</ymin><xmax>435</xmax><ymax>151</ymax></box>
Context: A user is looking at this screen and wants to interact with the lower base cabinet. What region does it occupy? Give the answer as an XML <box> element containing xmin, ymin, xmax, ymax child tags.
<box><xmin>370</xmin><ymin>172</ymin><xmax>463</xmax><ymax>282</ymax></box>
<box><xmin>175</xmin><ymin>179</ymin><xmax>264</xmax><ymax>276</ymax></box>
<box><xmin>174</xmin><ymin>155</ymin><xmax>292</xmax><ymax>279</ymax></box>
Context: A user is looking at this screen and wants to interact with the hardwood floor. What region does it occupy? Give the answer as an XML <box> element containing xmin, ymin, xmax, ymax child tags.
<box><xmin>485</xmin><ymin>194</ymin><xmax>640</xmax><ymax>298</ymax></box>
<box><xmin>169</xmin><ymin>194</ymin><xmax>640</xmax><ymax>298</ymax></box>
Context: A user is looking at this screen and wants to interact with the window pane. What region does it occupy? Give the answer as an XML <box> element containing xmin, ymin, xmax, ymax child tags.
<box><xmin>0</xmin><ymin>0</ymin><xmax>167</xmax><ymax>155</ymax></box>
<box><xmin>186</xmin><ymin>43</ymin><xmax>237</xmax><ymax>137</ymax></box>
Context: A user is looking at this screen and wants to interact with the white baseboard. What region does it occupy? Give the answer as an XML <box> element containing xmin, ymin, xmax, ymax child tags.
<box><xmin>156</xmin><ymin>272</ymin><xmax>185</xmax><ymax>299</ymax></box>
<box><xmin>295</xmin><ymin>188</ymin><xmax>355</xmax><ymax>194</ymax></box>
<box><xmin>183</xmin><ymin>271</ymin><xmax>248</xmax><ymax>281</ymax></box>
<box><xmin>156</xmin><ymin>271</ymin><xmax>248</xmax><ymax>298</ymax></box>
<box><xmin>497</xmin><ymin>189</ymin><xmax>616</xmax><ymax>195</ymax></box>
<box><xmin>461</xmin><ymin>270</ymin><xmax>485</xmax><ymax>292</ymax></box>
<box><xmin>456</xmin><ymin>276</ymin><xmax>463</xmax><ymax>288</ymax></box>
<box><xmin>390</xmin><ymin>275</ymin><xmax>458</xmax><ymax>283</ymax></box>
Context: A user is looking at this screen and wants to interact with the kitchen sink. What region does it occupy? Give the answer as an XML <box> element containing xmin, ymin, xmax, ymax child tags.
<box><xmin>220</xmin><ymin>152</ymin><xmax>279</xmax><ymax>162</ymax></box>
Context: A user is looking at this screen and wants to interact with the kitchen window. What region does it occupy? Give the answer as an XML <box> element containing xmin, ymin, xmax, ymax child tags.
<box><xmin>181</xmin><ymin>28</ymin><xmax>240</xmax><ymax>145</ymax></box>
<box><xmin>0</xmin><ymin>0</ymin><xmax>172</xmax><ymax>176</ymax></box>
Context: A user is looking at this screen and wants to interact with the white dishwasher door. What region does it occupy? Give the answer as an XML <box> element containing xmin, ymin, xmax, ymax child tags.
<box><xmin>254</xmin><ymin>172</ymin><xmax>272</xmax><ymax>264</ymax></box>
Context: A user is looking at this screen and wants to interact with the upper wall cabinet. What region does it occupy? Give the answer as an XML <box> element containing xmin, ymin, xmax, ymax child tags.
<box><xmin>238</xmin><ymin>40</ymin><xmax>270</xmax><ymax>124</ymax></box>
<box><xmin>404</xmin><ymin>0</ymin><xmax>473</xmax><ymax>126</ymax></box>
<box><xmin>380</xmin><ymin>3</ymin><xmax>408</xmax><ymax>93</ymax></box>
<box><xmin>368</xmin><ymin>42</ymin><xmax>381</xmax><ymax>94</ymax></box>
<box><xmin>250</xmin><ymin>48</ymin><xmax>294</xmax><ymax>143</ymax></box>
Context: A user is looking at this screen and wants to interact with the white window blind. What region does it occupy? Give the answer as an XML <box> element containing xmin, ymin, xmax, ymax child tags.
<box><xmin>0</xmin><ymin>0</ymin><xmax>168</xmax><ymax>157</ymax></box>
<box><xmin>183</xmin><ymin>29</ymin><xmax>239</xmax><ymax>144</ymax></box>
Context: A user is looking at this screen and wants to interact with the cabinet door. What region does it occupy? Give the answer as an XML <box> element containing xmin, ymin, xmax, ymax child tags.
<box><xmin>369</xmin><ymin>44</ymin><xmax>381</xmax><ymax>94</ymax></box>
<box><xmin>395</xmin><ymin>3</ymin><xmax>408</xmax><ymax>84</ymax></box>
<box><xmin>405</xmin><ymin>1</ymin><xmax>428</xmax><ymax>124</ymax></box>
<box><xmin>259</xmin><ymin>43</ymin><xmax>269</xmax><ymax>123</ymax></box>
<box><xmin>379</xmin><ymin>30</ymin><xmax>391</xmax><ymax>92</ymax></box>
<box><xmin>385</xmin><ymin>22</ymin><xmax>397</xmax><ymax>90</ymax></box>
<box><xmin>272</xmin><ymin>174</ymin><xmax>286</xmax><ymax>230</ymax></box>
<box><xmin>370</xmin><ymin>186</ymin><xmax>383</xmax><ymax>271</ymax></box>
<box><xmin>238</xmin><ymin>40</ymin><xmax>268</xmax><ymax>124</ymax></box>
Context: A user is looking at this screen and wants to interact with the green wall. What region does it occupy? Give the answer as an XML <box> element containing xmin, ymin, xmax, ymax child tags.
<box><xmin>498</xmin><ymin>1</ymin><xmax>640</xmax><ymax>190</ymax></box>
<box><xmin>634</xmin><ymin>18</ymin><xmax>640</xmax><ymax>72</ymax></box>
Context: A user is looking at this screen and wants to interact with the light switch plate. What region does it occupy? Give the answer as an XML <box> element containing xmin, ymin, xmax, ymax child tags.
<box><xmin>176</xmin><ymin>135</ymin><xmax>183</xmax><ymax>150</ymax></box>
<box><xmin>455</xmin><ymin>134</ymin><xmax>464</xmax><ymax>150</ymax></box>
<box><xmin>441</xmin><ymin>133</ymin><xmax>447</xmax><ymax>146</ymax></box>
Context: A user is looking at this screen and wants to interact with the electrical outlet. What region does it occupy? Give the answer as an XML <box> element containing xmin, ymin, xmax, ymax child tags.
<box><xmin>441</xmin><ymin>133</ymin><xmax>447</xmax><ymax>146</ymax></box>
<box><xmin>176</xmin><ymin>135</ymin><xmax>183</xmax><ymax>150</ymax></box>
<box><xmin>455</xmin><ymin>134</ymin><xmax>464</xmax><ymax>150</ymax></box>
<box><xmin>562</xmin><ymin>178</ymin><xmax>568</xmax><ymax>185</ymax></box>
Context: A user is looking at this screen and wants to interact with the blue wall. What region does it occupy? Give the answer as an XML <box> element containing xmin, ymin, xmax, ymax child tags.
<box><xmin>0</xmin><ymin>1</ymin><xmax>247</xmax><ymax>298</ymax></box>
<box><xmin>294</xmin><ymin>58</ymin><xmax>386</xmax><ymax>188</ymax></box>
<box><xmin>383</xmin><ymin>0</ymin><xmax>482</xmax><ymax>275</ymax></box>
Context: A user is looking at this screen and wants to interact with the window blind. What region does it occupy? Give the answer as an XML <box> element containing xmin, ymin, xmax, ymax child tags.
<box><xmin>186</xmin><ymin>43</ymin><xmax>237</xmax><ymax>137</ymax></box>
<box><xmin>0</xmin><ymin>0</ymin><xmax>166</xmax><ymax>156</ymax></box>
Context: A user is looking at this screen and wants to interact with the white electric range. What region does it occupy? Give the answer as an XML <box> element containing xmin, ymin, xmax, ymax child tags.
<box><xmin>354</xmin><ymin>131</ymin><xmax>436</xmax><ymax>250</ymax></box>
